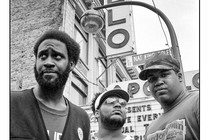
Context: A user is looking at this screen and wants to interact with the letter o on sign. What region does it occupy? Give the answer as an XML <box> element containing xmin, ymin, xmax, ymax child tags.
<box><xmin>107</xmin><ymin>29</ymin><xmax>130</xmax><ymax>49</ymax></box>
<box><xmin>143</xmin><ymin>81</ymin><xmax>151</xmax><ymax>96</ymax></box>
<box><xmin>192</xmin><ymin>73</ymin><xmax>199</xmax><ymax>88</ymax></box>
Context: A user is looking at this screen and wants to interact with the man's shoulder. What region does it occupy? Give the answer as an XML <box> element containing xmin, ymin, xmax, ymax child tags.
<box><xmin>11</xmin><ymin>88</ymin><xmax>33</xmax><ymax>102</ymax></box>
<box><xmin>11</xmin><ymin>89</ymin><xmax>36</xmax><ymax>114</ymax></box>
<box><xmin>185</xmin><ymin>90</ymin><xmax>199</xmax><ymax>103</ymax></box>
<box><xmin>188</xmin><ymin>90</ymin><xmax>199</xmax><ymax>96</ymax></box>
<box><xmin>11</xmin><ymin>88</ymin><xmax>32</xmax><ymax>96</ymax></box>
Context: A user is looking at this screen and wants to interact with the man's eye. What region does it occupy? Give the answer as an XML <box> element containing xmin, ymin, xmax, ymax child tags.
<box><xmin>105</xmin><ymin>98</ymin><xmax>116</xmax><ymax>104</ymax></box>
<box><xmin>148</xmin><ymin>77</ymin><xmax>155</xmax><ymax>83</ymax></box>
<box><xmin>106</xmin><ymin>100</ymin><xmax>115</xmax><ymax>104</ymax></box>
<box><xmin>161</xmin><ymin>73</ymin><xmax>167</xmax><ymax>78</ymax></box>
<box><xmin>120</xmin><ymin>102</ymin><xmax>127</xmax><ymax>107</ymax></box>
<box><xmin>40</xmin><ymin>54</ymin><xmax>47</xmax><ymax>59</ymax></box>
<box><xmin>54</xmin><ymin>55</ymin><xmax>62</xmax><ymax>60</ymax></box>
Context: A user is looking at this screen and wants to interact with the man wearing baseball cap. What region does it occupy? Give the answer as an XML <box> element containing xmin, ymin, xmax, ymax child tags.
<box><xmin>90</xmin><ymin>88</ymin><xmax>134</xmax><ymax>140</ymax></box>
<box><xmin>139</xmin><ymin>53</ymin><xmax>199</xmax><ymax>140</ymax></box>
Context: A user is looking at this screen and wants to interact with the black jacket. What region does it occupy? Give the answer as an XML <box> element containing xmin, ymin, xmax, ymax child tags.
<box><xmin>11</xmin><ymin>89</ymin><xmax>90</xmax><ymax>140</ymax></box>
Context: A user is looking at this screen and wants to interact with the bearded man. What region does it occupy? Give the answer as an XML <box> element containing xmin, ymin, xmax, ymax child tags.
<box><xmin>11</xmin><ymin>30</ymin><xmax>90</xmax><ymax>140</ymax></box>
<box><xmin>90</xmin><ymin>88</ymin><xmax>134</xmax><ymax>140</ymax></box>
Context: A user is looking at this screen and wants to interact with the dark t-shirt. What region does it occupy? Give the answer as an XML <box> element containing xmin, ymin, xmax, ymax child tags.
<box><xmin>38</xmin><ymin>99</ymin><xmax>69</xmax><ymax>140</ymax></box>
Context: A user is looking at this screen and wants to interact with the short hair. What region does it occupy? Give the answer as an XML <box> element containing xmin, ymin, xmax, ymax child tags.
<box><xmin>34</xmin><ymin>30</ymin><xmax>80</xmax><ymax>65</ymax></box>
<box><xmin>91</xmin><ymin>92</ymin><xmax>102</xmax><ymax>114</ymax></box>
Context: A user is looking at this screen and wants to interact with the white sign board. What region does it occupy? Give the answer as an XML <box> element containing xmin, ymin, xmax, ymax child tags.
<box><xmin>105</xmin><ymin>0</ymin><xmax>136</xmax><ymax>57</ymax></box>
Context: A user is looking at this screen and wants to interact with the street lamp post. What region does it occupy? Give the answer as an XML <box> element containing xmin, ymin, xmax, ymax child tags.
<box><xmin>80</xmin><ymin>0</ymin><xmax>185</xmax><ymax>84</ymax></box>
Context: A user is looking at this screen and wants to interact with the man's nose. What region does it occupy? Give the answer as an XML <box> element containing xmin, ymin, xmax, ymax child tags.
<box><xmin>113</xmin><ymin>102</ymin><xmax>122</xmax><ymax>108</ymax></box>
<box><xmin>154</xmin><ymin>77</ymin><xmax>164</xmax><ymax>86</ymax></box>
<box><xmin>44</xmin><ymin>57</ymin><xmax>55</xmax><ymax>68</ymax></box>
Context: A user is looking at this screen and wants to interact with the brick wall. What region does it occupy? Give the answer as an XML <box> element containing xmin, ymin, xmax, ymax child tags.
<box><xmin>11</xmin><ymin>0</ymin><xmax>64</xmax><ymax>90</ymax></box>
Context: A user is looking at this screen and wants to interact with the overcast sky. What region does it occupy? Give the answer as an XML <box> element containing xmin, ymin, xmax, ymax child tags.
<box><xmin>132</xmin><ymin>0</ymin><xmax>199</xmax><ymax>72</ymax></box>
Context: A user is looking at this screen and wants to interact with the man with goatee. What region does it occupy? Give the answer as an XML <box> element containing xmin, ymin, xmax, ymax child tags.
<box><xmin>11</xmin><ymin>30</ymin><xmax>90</xmax><ymax>140</ymax></box>
<box><xmin>90</xmin><ymin>88</ymin><xmax>134</xmax><ymax>140</ymax></box>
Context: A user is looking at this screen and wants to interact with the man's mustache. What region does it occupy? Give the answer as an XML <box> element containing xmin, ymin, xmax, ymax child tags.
<box><xmin>41</xmin><ymin>69</ymin><xmax>59</xmax><ymax>75</ymax></box>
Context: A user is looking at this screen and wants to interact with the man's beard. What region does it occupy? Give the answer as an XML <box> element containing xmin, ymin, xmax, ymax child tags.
<box><xmin>100</xmin><ymin>111</ymin><xmax>126</xmax><ymax>130</ymax></box>
<box><xmin>34</xmin><ymin>64</ymin><xmax>70</xmax><ymax>92</ymax></box>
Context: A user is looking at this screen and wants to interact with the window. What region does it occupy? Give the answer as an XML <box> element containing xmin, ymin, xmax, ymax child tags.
<box><xmin>74</xmin><ymin>26</ymin><xmax>88</xmax><ymax>64</ymax></box>
<box><xmin>69</xmin><ymin>72</ymin><xmax>88</xmax><ymax>106</ymax></box>
<box><xmin>71</xmin><ymin>83</ymin><xmax>86</xmax><ymax>105</ymax></box>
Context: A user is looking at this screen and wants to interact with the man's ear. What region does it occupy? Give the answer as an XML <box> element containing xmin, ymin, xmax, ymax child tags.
<box><xmin>177</xmin><ymin>72</ymin><xmax>183</xmax><ymax>82</ymax></box>
<box><xmin>69</xmin><ymin>61</ymin><xmax>75</xmax><ymax>71</ymax></box>
<box><xmin>95</xmin><ymin>110</ymin><xmax>100</xmax><ymax>118</ymax></box>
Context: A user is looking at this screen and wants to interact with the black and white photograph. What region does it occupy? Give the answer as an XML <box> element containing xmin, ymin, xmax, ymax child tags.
<box><xmin>7</xmin><ymin>0</ymin><xmax>204</xmax><ymax>139</ymax></box>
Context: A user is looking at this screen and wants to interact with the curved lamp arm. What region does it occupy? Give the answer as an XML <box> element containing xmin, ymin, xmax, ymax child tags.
<box><xmin>94</xmin><ymin>1</ymin><xmax>180</xmax><ymax>60</ymax></box>
<box><xmin>81</xmin><ymin>1</ymin><xmax>185</xmax><ymax>85</ymax></box>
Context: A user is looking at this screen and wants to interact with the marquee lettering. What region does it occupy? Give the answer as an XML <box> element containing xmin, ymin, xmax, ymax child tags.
<box><xmin>192</xmin><ymin>73</ymin><xmax>199</xmax><ymax>88</ymax></box>
<box><xmin>108</xmin><ymin>9</ymin><xmax>126</xmax><ymax>26</ymax></box>
<box><xmin>143</xmin><ymin>124</ymin><xmax>150</xmax><ymax>131</ymax></box>
<box><xmin>122</xmin><ymin>126</ymin><xmax>135</xmax><ymax>133</ymax></box>
<box><xmin>126</xmin><ymin>116</ymin><xmax>132</xmax><ymax>123</ymax></box>
<box><xmin>134</xmin><ymin>135</ymin><xmax>145</xmax><ymax>140</ymax></box>
<box><xmin>137</xmin><ymin>113</ymin><xmax>162</xmax><ymax>122</ymax></box>
<box><xmin>106</xmin><ymin>0</ymin><xmax>130</xmax><ymax>49</ymax></box>
<box><xmin>107</xmin><ymin>29</ymin><xmax>130</xmax><ymax>49</ymax></box>
<box><xmin>127</xmin><ymin>82</ymin><xmax>140</xmax><ymax>97</ymax></box>
<box><xmin>143</xmin><ymin>81</ymin><xmax>151</xmax><ymax>96</ymax></box>
<box><xmin>127</xmin><ymin>104</ymin><xmax>152</xmax><ymax>113</ymax></box>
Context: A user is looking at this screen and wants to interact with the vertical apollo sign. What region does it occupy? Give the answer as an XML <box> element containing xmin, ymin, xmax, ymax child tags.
<box><xmin>105</xmin><ymin>0</ymin><xmax>136</xmax><ymax>57</ymax></box>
